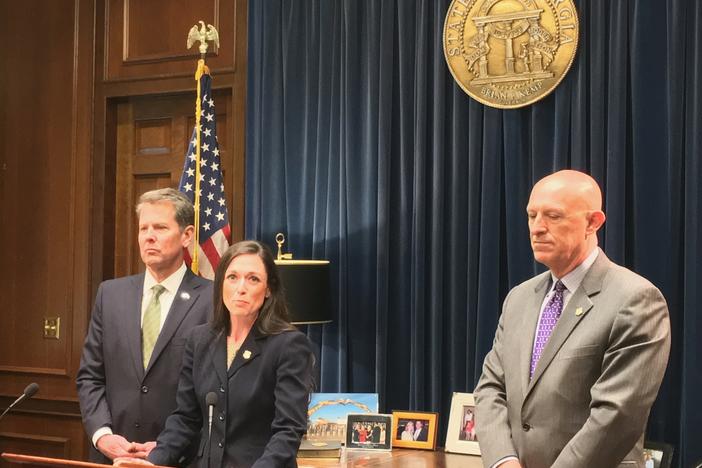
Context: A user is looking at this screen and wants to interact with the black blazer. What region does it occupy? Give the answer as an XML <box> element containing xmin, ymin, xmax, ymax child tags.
<box><xmin>148</xmin><ymin>323</ymin><xmax>314</xmax><ymax>468</ymax></box>
<box><xmin>77</xmin><ymin>270</ymin><xmax>212</xmax><ymax>463</ymax></box>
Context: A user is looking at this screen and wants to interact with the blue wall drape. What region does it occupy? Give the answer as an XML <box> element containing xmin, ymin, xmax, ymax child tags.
<box><xmin>245</xmin><ymin>1</ymin><xmax>701</xmax><ymax>466</ymax></box>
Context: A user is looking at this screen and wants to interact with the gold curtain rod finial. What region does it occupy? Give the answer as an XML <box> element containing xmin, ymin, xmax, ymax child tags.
<box><xmin>275</xmin><ymin>232</ymin><xmax>293</xmax><ymax>260</ymax></box>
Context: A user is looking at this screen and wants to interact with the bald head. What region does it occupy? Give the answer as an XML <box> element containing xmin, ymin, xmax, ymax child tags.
<box><xmin>533</xmin><ymin>170</ymin><xmax>603</xmax><ymax>212</ymax></box>
<box><xmin>527</xmin><ymin>170</ymin><xmax>606</xmax><ymax>278</ymax></box>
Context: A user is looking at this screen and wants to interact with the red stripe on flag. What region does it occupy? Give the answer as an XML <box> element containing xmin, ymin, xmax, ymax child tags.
<box><xmin>221</xmin><ymin>223</ymin><xmax>231</xmax><ymax>243</ymax></box>
<box><xmin>202</xmin><ymin>235</ymin><xmax>223</xmax><ymax>270</ymax></box>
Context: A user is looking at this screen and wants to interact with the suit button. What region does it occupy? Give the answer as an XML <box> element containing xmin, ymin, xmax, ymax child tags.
<box><xmin>141</xmin><ymin>386</ymin><xmax>149</xmax><ymax>393</ymax></box>
<box><xmin>219</xmin><ymin>386</ymin><xmax>225</xmax><ymax>393</ymax></box>
<box><xmin>219</xmin><ymin>414</ymin><xmax>225</xmax><ymax>421</ymax></box>
<box><xmin>522</xmin><ymin>423</ymin><xmax>531</xmax><ymax>432</ymax></box>
<box><xmin>218</xmin><ymin>442</ymin><xmax>223</xmax><ymax>448</ymax></box>
<box><xmin>134</xmin><ymin>422</ymin><xmax>140</xmax><ymax>428</ymax></box>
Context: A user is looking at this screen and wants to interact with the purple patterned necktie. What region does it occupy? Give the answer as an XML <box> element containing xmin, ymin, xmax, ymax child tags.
<box><xmin>530</xmin><ymin>280</ymin><xmax>566</xmax><ymax>379</ymax></box>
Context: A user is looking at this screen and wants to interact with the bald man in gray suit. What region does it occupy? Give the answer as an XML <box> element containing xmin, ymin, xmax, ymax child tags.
<box><xmin>475</xmin><ymin>171</ymin><xmax>670</xmax><ymax>468</ymax></box>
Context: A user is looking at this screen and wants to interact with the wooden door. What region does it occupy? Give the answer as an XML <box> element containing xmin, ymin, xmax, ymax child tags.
<box><xmin>113</xmin><ymin>90</ymin><xmax>235</xmax><ymax>277</ymax></box>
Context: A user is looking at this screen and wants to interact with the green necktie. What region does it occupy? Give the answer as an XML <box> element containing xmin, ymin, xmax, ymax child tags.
<box><xmin>142</xmin><ymin>284</ymin><xmax>166</xmax><ymax>369</ymax></box>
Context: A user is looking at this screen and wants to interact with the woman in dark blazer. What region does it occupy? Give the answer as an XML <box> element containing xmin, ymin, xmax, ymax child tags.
<box><xmin>121</xmin><ymin>240</ymin><xmax>314</xmax><ymax>468</ymax></box>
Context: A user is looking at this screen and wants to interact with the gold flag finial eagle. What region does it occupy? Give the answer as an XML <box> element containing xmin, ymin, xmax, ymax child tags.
<box><xmin>187</xmin><ymin>20</ymin><xmax>220</xmax><ymax>55</ymax></box>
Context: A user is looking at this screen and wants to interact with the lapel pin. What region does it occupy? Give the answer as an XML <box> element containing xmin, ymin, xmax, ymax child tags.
<box><xmin>575</xmin><ymin>307</ymin><xmax>583</xmax><ymax>316</ymax></box>
<box><xmin>243</xmin><ymin>350</ymin><xmax>251</xmax><ymax>360</ymax></box>
<box><xmin>180</xmin><ymin>292</ymin><xmax>191</xmax><ymax>300</ymax></box>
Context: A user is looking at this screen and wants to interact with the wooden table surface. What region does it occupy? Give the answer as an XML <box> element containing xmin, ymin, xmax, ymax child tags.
<box><xmin>297</xmin><ymin>448</ymin><xmax>484</xmax><ymax>467</ymax></box>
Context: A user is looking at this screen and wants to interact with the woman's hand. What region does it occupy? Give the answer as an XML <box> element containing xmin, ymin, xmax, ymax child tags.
<box><xmin>130</xmin><ymin>441</ymin><xmax>157</xmax><ymax>459</ymax></box>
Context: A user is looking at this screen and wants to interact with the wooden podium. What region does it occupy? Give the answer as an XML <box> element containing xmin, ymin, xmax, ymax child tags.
<box><xmin>4</xmin><ymin>450</ymin><xmax>483</xmax><ymax>468</ymax></box>
<box><xmin>1</xmin><ymin>453</ymin><xmax>171</xmax><ymax>468</ymax></box>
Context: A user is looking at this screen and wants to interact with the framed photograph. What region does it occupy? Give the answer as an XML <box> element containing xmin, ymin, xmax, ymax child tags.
<box><xmin>390</xmin><ymin>410</ymin><xmax>438</xmax><ymax>450</ymax></box>
<box><xmin>306</xmin><ymin>393</ymin><xmax>379</xmax><ymax>445</ymax></box>
<box><xmin>345</xmin><ymin>413</ymin><xmax>392</xmax><ymax>451</ymax></box>
<box><xmin>643</xmin><ymin>441</ymin><xmax>674</xmax><ymax>468</ymax></box>
<box><xmin>445</xmin><ymin>392</ymin><xmax>480</xmax><ymax>455</ymax></box>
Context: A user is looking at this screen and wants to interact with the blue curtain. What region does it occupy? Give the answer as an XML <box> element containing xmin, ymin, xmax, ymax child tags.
<box><xmin>245</xmin><ymin>1</ymin><xmax>701</xmax><ymax>466</ymax></box>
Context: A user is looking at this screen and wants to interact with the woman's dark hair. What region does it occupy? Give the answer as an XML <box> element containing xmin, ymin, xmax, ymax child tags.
<box><xmin>212</xmin><ymin>240</ymin><xmax>295</xmax><ymax>336</ymax></box>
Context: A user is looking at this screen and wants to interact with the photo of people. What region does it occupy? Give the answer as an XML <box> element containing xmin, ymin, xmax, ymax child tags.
<box><xmin>644</xmin><ymin>448</ymin><xmax>664</xmax><ymax>468</ymax></box>
<box><xmin>346</xmin><ymin>414</ymin><xmax>392</xmax><ymax>450</ymax></box>
<box><xmin>350</xmin><ymin>421</ymin><xmax>386</xmax><ymax>445</ymax></box>
<box><xmin>459</xmin><ymin>406</ymin><xmax>477</xmax><ymax>442</ymax></box>
<box><xmin>395</xmin><ymin>418</ymin><xmax>430</xmax><ymax>442</ymax></box>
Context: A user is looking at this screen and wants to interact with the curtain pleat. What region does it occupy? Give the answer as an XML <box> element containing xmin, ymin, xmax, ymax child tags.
<box><xmin>245</xmin><ymin>1</ymin><xmax>702</xmax><ymax>465</ymax></box>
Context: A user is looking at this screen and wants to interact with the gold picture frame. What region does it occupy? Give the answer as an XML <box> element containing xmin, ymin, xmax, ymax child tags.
<box><xmin>445</xmin><ymin>392</ymin><xmax>480</xmax><ymax>455</ymax></box>
<box><xmin>390</xmin><ymin>410</ymin><xmax>439</xmax><ymax>450</ymax></box>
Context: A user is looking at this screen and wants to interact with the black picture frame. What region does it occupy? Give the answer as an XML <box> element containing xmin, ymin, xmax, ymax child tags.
<box><xmin>643</xmin><ymin>441</ymin><xmax>674</xmax><ymax>468</ymax></box>
<box><xmin>345</xmin><ymin>413</ymin><xmax>392</xmax><ymax>451</ymax></box>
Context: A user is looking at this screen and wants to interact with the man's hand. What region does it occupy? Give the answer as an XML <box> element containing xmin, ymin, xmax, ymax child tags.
<box><xmin>96</xmin><ymin>434</ymin><xmax>136</xmax><ymax>460</ymax></box>
<box><xmin>113</xmin><ymin>457</ymin><xmax>154</xmax><ymax>466</ymax></box>
<box><xmin>497</xmin><ymin>460</ymin><xmax>523</xmax><ymax>468</ymax></box>
<box><xmin>130</xmin><ymin>441</ymin><xmax>157</xmax><ymax>459</ymax></box>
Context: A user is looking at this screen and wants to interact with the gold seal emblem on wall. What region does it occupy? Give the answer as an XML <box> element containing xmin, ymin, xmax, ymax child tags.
<box><xmin>443</xmin><ymin>0</ymin><xmax>579</xmax><ymax>109</ymax></box>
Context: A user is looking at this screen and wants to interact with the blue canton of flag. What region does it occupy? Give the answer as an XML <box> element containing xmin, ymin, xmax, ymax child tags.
<box><xmin>178</xmin><ymin>74</ymin><xmax>231</xmax><ymax>279</ymax></box>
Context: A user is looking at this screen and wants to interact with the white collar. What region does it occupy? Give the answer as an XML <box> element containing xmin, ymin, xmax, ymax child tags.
<box><xmin>551</xmin><ymin>247</ymin><xmax>599</xmax><ymax>293</ymax></box>
<box><xmin>143</xmin><ymin>262</ymin><xmax>187</xmax><ymax>295</ymax></box>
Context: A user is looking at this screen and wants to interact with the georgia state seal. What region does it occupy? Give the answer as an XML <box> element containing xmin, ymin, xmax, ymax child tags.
<box><xmin>443</xmin><ymin>0</ymin><xmax>579</xmax><ymax>109</ymax></box>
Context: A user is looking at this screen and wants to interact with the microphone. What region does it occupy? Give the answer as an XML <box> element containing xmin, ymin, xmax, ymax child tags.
<box><xmin>0</xmin><ymin>383</ymin><xmax>40</xmax><ymax>421</ymax></box>
<box><xmin>206</xmin><ymin>392</ymin><xmax>218</xmax><ymax>437</ymax></box>
<box><xmin>205</xmin><ymin>392</ymin><xmax>218</xmax><ymax>468</ymax></box>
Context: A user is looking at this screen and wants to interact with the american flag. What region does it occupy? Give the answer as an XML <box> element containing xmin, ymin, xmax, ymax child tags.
<box><xmin>178</xmin><ymin>73</ymin><xmax>231</xmax><ymax>279</ymax></box>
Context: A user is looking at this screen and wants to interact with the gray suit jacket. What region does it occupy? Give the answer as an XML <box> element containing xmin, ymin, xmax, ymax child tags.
<box><xmin>77</xmin><ymin>269</ymin><xmax>212</xmax><ymax>463</ymax></box>
<box><xmin>475</xmin><ymin>251</ymin><xmax>670</xmax><ymax>468</ymax></box>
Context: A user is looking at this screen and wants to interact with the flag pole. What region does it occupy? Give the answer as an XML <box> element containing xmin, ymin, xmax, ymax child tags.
<box><xmin>192</xmin><ymin>60</ymin><xmax>205</xmax><ymax>274</ymax></box>
<box><xmin>186</xmin><ymin>21</ymin><xmax>220</xmax><ymax>275</ymax></box>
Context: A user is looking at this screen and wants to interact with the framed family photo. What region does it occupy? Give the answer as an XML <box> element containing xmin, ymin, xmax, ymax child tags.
<box><xmin>391</xmin><ymin>410</ymin><xmax>438</xmax><ymax>450</ymax></box>
<box><xmin>445</xmin><ymin>392</ymin><xmax>481</xmax><ymax>455</ymax></box>
<box><xmin>345</xmin><ymin>413</ymin><xmax>392</xmax><ymax>451</ymax></box>
<box><xmin>643</xmin><ymin>441</ymin><xmax>674</xmax><ymax>468</ymax></box>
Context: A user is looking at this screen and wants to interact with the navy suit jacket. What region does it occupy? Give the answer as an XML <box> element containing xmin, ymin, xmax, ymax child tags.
<box><xmin>77</xmin><ymin>269</ymin><xmax>212</xmax><ymax>463</ymax></box>
<box><xmin>148</xmin><ymin>323</ymin><xmax>314</xmax><ymax>468</ymax></box>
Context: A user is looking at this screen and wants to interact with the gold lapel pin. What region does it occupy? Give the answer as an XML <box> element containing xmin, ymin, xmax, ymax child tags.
<box><xmin>180</xmin><ymin>292</ymin><xmax>191</xmax><ymax>300</ymax></box>
<box><xmin>575</xmin><ymin>307</ymin><xmax>583</xmax><ymax>316</ymax></box>
<box><xmin>243</xmin><ymin>350</ymin><xmax>251</xmax><ymax>360</ymax></box>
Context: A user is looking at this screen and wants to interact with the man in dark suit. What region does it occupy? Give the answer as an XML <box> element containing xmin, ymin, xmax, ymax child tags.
<box><xmin>77</xmin><ymin>188</ymin><xmax>212</xmax><ymax>463</ymax></box>
<box><xmin>413</xmin><ymin>420</ymin><xmax>428</xmax><ymax>442</ymax></box>
<box><xmin>475</xmin><ymin>171</ymin><xmax>671</xmax><ymax>468</ymax></box>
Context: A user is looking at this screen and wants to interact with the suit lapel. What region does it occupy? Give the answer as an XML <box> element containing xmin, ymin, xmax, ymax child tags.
<box><xmin>525</xmin><ymin>252</ymin><xmax>609</xmax><ymax>397</ymax></box>
<box><xmin>145</xmin><ymin>270</ymin><xmax>204</xmax><ymax>375</ymax></box>
<box><xmin>126</xmin><ymin>274</ymin><xmax>146</xmax><ymax>380</ymax></box>
<box><xmin>520</xmin><ymin>274</ymin><xmax>551</xmax><ymax>398</ymax></box>
<box><xmin>227</xmin><ymin>328</ymin><xmax>263</xmax><ymax>378</ymax></box>
<box><xmin>209</xmin><ymin>330</ymin><xmax>228</xmax><ymax>387</ymax></box>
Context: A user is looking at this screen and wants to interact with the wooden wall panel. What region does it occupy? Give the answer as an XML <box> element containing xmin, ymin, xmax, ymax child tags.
<box><xmin>0</xmin><ymin>0</ymin><xmax>74</xmax><ymax>378</ymax></box>
<box><xmin>0</xmin><ymin>402</ymin><xmax>86</xmax><ymax>468</ymax></box>
<box><xmin>0</xmin><ymin>0</ymin><xmax>95</xmax><ymax>461</ymax></box>
<box><xmin>106</xmin><ymin>0</ymin><xmax>237</xmax><ymax>80</ymax></box>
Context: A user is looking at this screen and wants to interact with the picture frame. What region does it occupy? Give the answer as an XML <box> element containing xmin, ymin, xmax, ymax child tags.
<box><xmin>306</xmin><ymin>393</ymin><xmax>379</xmax><ymax>445</ymax></box>
<box><xmin>643</xmin><ymin>441</ymin><xmax>674</xmax><ymax>468</ymax></box>
<box><xmin>345</xmin><ymin>413</ymin><xmax>392</xmax><ymax>451</ymax></box>
<box><xmin>445</xmin><ymin>392</ymin><xmax>480</xmax><ymax>456</ymax></box>
<box><xmin>390</xmin><ymin>410</ymin><xmax>439</xmax><ymax>450</ymax></box>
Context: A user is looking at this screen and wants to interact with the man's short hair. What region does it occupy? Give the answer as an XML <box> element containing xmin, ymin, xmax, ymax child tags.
<box><xmin>135</xmin><ymin>188</ymin><xmax>194</xmax><ymax>230</ymax></box>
